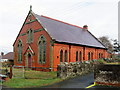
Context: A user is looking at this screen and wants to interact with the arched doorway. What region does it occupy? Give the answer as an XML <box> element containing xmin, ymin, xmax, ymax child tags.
<box><xmin>28</xmin><ymin>53</ymin><xmax>32</xmax><ymax>68</ymax></box>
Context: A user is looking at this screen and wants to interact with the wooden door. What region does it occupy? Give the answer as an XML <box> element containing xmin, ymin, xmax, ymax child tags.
<box><xmin>28</xmin><ymin>54</ymin><xmax>32</xmax><ymax>68</ymax></box>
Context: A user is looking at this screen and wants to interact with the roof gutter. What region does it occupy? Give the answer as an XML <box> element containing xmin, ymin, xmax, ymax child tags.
<box><xmin>54</xmin><ymin>41</ymin><xmax>107</xmax><ymax>50</ymax></box>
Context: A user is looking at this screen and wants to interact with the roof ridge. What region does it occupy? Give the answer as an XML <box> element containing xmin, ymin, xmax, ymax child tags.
<box><xmin>41</xmin><ymin>15</ymin><xmax>83</xmax><ymax>29</ymax></box>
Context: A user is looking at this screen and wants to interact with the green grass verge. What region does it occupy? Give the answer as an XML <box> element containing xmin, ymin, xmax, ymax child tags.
<box><xmin>3</xmin><ymin>78</ymin><xmax>61</xmax><ymax>88</ymax></box>
<box><xmin>106</xmin><ymin>62</ymin><xmax>120</xmax><ymax>64</ymax></box>
<box><xmin>3</xmin><ymin>70</ymin><xmax>62</xmax><ymax>88</ymax></box>
<box><xmin>24</xmin><ymin>71</ymin><xmax>57</xmax><ymax>79</ymax></box>
<box><xmin>0</xmin><ymin>81</ymin><xmax>2</xmax><ymax>85</ymax></box>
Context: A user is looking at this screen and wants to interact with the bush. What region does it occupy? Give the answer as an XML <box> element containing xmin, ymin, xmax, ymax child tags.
<box><xmin>2</xmin><ymin>62</ymin><xmax>9</xmax><ymax>67</ymax></box>
<box><xmin>1</xmin><ymin>60</ymin><xmax>14</xmax><ymax>68</ymax></box>
<box><xmin>1</xmin><ymin>69</ymin><xmax>8</xmax><ymax>75</ymax></box>
<box><xmin>97</xmin><ymin>59</ymin><xmax>105</xmax><ymax>64</ymax></box>
<box><xmin>116</xmin><ymin>58</ymin><xmax>120</xmax><ymax>62</ymax></box>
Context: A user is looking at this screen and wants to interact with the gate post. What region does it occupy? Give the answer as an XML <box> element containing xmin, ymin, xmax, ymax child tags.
<box><xmin>9</xmin><ymin>65</ymin><xmax>12</xmax><ymax>79</ymax></box>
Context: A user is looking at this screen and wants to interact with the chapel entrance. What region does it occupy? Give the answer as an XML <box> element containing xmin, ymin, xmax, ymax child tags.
<box><xmin>28</xmin><ymin>53</ymin><xmax>32</xmax><ymax>68</ymax></box>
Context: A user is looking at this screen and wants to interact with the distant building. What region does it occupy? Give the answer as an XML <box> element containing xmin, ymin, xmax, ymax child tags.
<box><xmin>13</xmin><ymin>6</ymin><xmax>108</xmax><ymax>71</ymax></box>
<box><xmin>0</xmin><ymin>52</ymin><xmax>14</xmax><ymax>62</ymax></box>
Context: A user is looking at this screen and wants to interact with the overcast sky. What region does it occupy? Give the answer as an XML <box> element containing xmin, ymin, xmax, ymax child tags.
<box><xmin>0</xmin><ymin>0</ymin><xmax>119</xmax><ymax>54</ymax></box>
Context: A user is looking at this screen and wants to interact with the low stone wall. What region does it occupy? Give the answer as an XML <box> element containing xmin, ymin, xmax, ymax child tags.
<box><xmin>94</xmin><ymin>64</ymin><xmax>120</xmax><ymax>87</ymax></box>
<box><xmin>57</xmin><ymin>61</ymin><xmax>94</xmax><ymax>79</ymax></box>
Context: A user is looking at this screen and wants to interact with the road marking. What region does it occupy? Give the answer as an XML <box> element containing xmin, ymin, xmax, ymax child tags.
<box><xmin>86</xmin><ymin>82</ymin><xmax>96</xmax><ymax>88</ymax></box>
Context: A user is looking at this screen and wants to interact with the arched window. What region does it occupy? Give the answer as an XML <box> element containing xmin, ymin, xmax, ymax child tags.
<box><xmin>76</xmin><ymin>51</ymin><xmax>78</xmax><ymax>61</ymax></box>
<box><xmin>27</xmin><ymin>29</ymin><xmax>33</xmax><ymax>43</ymax></box>
<box><xmin>60</xmin><ymin>50</ymin><xmax>63</xmax><ymax>62</ymax></box>
<box><xmin>101</xmin><ymin>53</ymin><xmax>103</xmax><ymax>58</ymax></box>
<box><xmin>79</xmin><ymin>51</ymin><xmax>82</xmax><ymax>61</ymax></box>
<box><xmin>99</xmin><ymin>53</ymin><xmax>101</xmax><ymax>59</ymax></box>
<box><xmin>64</xmin><ymin>50</ymin><xmax>68</xmax><ymax>62</ymax></box>
<box><xmin>91</xmin><ymin>52</ymin><xmax>93</xmax><ymax>60</ymax></box>
<box><xmin>18</xmin><ymin>40</ymin><xmax>22</xmax><ymax>63</ymax></box>
<box><xmin>88</xmin><ymin>52</ymin><xmax>91</xmax><ymax>60</ymax></box>
<box><xmin>38</xmin><ymin>35</ymin><xmax>46</xmax><ymax>64</ymax></box>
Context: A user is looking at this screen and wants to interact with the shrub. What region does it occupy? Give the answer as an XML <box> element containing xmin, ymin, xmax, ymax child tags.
<box><xmin>2</xmin><ymin>62</ymin><xmax>9</xmax><ymax>67</ymax></box>
<box><xmin>1</xmin><ymin>60</ymin><xmax>14</xmax><ymax>68</ymax></box>
<box><xmin>97</xmin><ymin>59</ymin><xmax>105</xmax><ymax>64</ymax></box>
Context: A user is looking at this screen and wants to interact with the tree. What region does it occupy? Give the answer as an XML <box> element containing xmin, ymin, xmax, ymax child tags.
<box><xmin>113</xmin><ymin>39</ymin><xmax>120</xmax><ymax>53</ymax></box>
<box><xmin>98</xmin><ymin>36</ymin><xmax>113</xmax><ymax>53</ymax></box>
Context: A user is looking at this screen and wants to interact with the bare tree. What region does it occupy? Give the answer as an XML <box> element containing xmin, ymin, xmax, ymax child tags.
<box><xmin>98</xmin><ymin>36</ymin><xmax>113</xmax><ymax>53</ymax></box>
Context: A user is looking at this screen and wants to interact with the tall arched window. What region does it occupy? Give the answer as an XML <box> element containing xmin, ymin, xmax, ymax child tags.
<box><xmin>64</xmin><ymin>50</ymin><xmax>68</xmax><ymax>62</ymax></box>
<box><xmin>27</xmin><ymin>29</ymin><xmax>33</xmax><ymax>43</ymax></box>
<box><xmin>99</xmin><ymin>53</ymin><xmax>101</xmax><ymax>59</ymax></box>
<box><xmin>18</xmin><ymin>40</ymin><xmax>22</xmax><ymax>63</ymax></box>
<box><xmin>91</xmin><ymin>52</ymin><xmax>93</xmax><ymax>60</ymax></box>
<box><xmin>101</xmin><ymin>53</ymin><xmax>103</xmax><ymax>58</ymax></box>
<box><xmin>76</xmin><ymin>51</ymin><xmax>78</xmax><ymax>61</ymax></box>
<box><xmin>38</xmin><ymin>35</ymin><xmax>46</xmax><ymax>64</ymax></box>
<box><xmin>88</xmin><ymin>52</ymin><xmax>91</xmax><ymax>60</ymax></box>
<box><xmin>79</xmin><ymin>51</ymin><xmax>82</xmax><ymax>61</ymax></box>
<box><xmin>60</xmin><ymin>50</ymin><xmax>63</xmax><ymax>62</ymax></box>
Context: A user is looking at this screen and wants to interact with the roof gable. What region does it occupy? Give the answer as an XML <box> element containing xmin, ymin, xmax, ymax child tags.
<box><xmin>13</xmin><ymin>10</ymin><xmax>106</xmax><ymax>49</ymax></box>
<box><xmin>13</xmin><ymin>11</ymin><xmax>31</xmax><ymax>46</ymax></box>
<box><xmin>33</xmin><ymin>13</ymin><xmax>105</xmax><ymax>49</ymax></box>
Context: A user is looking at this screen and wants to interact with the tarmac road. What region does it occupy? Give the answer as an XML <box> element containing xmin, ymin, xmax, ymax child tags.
<box><xmin>42</xmin><ymin>73</ymin><xmax>94</xmax><ymax>88</ymax></box>
<box><xmin>2</xmin><ymin>72</ymin><xmax>119</xmax><ymax>89</ymax></box>
<box><xmin>42</xmin><ymin>73</ymin><xmax>120</xmax><ymax>89</ymax></box>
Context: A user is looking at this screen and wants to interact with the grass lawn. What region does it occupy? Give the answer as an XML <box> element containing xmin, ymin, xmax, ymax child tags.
<box><xmin>97</xmin><ymin>59</ymin><xmax>120</xmax><ymax>65</ymax></box>
<box><xmin>2</xmin><ymin>70</ymin><xmax>62</xmax><ymax>88</ymax></box>
<box><xmin>3</xmin><ymin>78</ymin><xmax>61</xmax><ymax>88</ymax></box>
<box><xmin>106</xmin><ymin>62</ymin><xmax>120</xmax><ymax>64</ymax></box>
<box><xmin>0</xmin><ymin>81</ymin><xmax>2</xmax><ymax>85</ymax></box>
<box><xmin>24</xmin><ymin>70</ymin><xmax>57</xmax><ymax>79</ymax></box>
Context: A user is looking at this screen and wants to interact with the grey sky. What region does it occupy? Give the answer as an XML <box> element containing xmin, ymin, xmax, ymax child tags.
<box><xmin>0</xmin><ymin>0</ymin><xmax>119</xmax><ymax>54</ymax></box>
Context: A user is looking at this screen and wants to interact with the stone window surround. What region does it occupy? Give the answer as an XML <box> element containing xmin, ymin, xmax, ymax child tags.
<box><xmin>38</xmin><ymin>35</ymin><xmax>46</xmax><ymax>64</ymax></box>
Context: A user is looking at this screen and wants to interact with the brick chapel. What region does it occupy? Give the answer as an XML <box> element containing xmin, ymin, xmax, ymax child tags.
<box><xmin>13</xmin><ymin>6</ymin><xmax>108</xmax><ymax>71</ymax></box>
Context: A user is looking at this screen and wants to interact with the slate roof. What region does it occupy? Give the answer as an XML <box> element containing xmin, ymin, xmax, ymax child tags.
<box><xmin>33</xmin><ymin>12</ymin><xmax>105</xmax><ymax>49</ymax></box>
<box><xmin>2</xmin><ymin>52</ymin><xmax>14</xmax><ymax>60</ymax></box>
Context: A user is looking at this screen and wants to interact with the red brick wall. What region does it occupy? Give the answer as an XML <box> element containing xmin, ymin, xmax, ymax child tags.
<box><xmin>52</xmin><ymin>43</ymin><xmax>107</xmax><ymax>71</ymax></box>
<box><xmin>13</xmin><ymin>12</ymin><xmax>108</xmax><ymax>71</ymax></box>
<box><xmin>13</xmin><ymin>13</ymin><xmax>52</xmax><ymax>71</ymax></box>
